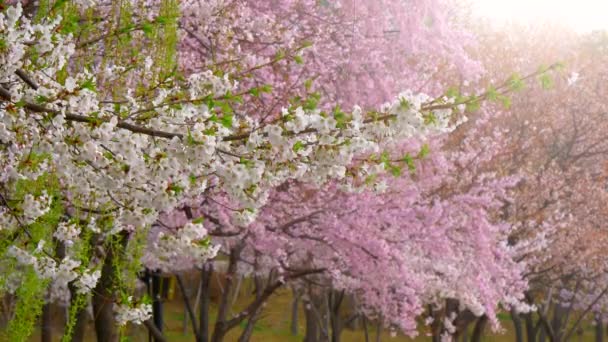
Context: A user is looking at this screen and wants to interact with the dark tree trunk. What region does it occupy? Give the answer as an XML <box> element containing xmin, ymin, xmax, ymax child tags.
<box><xmin>41</xmin><ymin>303</ymin><xmax>52</xmax><ymax>342</ymax></box>
<box><xmin>176</xmin><ymin>274</ymin><xmax>199</xmax><ymax>339</ymax></box>
<box><xmin>304</xmin><ymin>298</ymin><xmax>320</xmax><ymax>342</ymax></box>
<box><xmin>551</xmin><ymin>304</ymin><xmax>565</xmax><ymax>341</ymax></box>
<box><xmin>363</xmin><ymin>316</ymin><xmax>370</xmax><ymax>342</ymax></box>
<box><xmin>291</xmin><ymin>287</ymin><xmax>300</xmax><ymax>336</ymax></box>
<box><xmin>597</xmin><ymin>317</ymin><xmax>605</xmax><ymax>342</ymax></box>
<box><xmin>151</xmin><ymin>273</ymin><xmax>164</xmax><ymax>341</ymax></box>
<box><xmin>375</xmin><ymin>316</ymin><xmax>383</xmax><ymax>342</ymax></box>
<box><xmin>511</xmin><ymin>309</ymin><xmax>524</xmax><ymax>342</ymax></box>
<box><xmin>68</xmin><ymin>283</ymin><xmax>89</xmax><ymax>342</ymax></box>
<box><xmin>470</xmin><ymin>315</ymin><xmax>488</xmax><ymax>342</ymax></box>
<box><xmin>237</xmin><ymin>276</ymin><xmax>263</xmax><ymax>342</ymax></box>
<box><xmin>524</xmin><ymin>312</ymin><xmax>538</xmax><ymax>342</ymax></box>
<box><xmin>329</xmin><ymin>290</ymin><xmax>345</xmax><ymax>342</ymax></box>
<box><xmin>210</xmin><ymin>246</ymin><xmax>241</xmax><ymax>342</ymax></box>
<box><xmin>93</xmin><ymin>243</ymin><xmax>120</xmax><ymax>342</ymax></box>
<box><xmin>93</xmin><ymin>233</ymin><xmax>128</xmax><ymax>342</ymax></box>
<box><xmin>199</xmin><ymin>263</ymin><xmax>213</xmax><ymax>342</ymax></box>
<box><xmin>452</xmin><ymin>308</ymin><xmax>476</xmax><ymax>339</ymax></box>
<box><xmin>429</xmin><ymin>307</ymin><xmax>441</xmax><ymax>342</ymax></box>
<box><xmin>539</xmin><ymin>325</ymin><xmax>547</xmax><ymax>342</ymax></box>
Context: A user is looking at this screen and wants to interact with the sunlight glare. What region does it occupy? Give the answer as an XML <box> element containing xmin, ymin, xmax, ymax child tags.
<box><xmin>473</xmin><ymin>0</ymin><xmax>608</xmax><ymax>32</ymax></box>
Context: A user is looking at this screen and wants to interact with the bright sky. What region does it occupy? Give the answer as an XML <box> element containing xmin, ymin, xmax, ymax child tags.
<box><xmin>473</xmin><ymin>0</ymin><xmax>608</xmax><ymax>32</ymax></box>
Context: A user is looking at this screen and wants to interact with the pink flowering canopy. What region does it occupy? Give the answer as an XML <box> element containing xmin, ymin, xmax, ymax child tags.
<box><xmin>0</xmin><ymin>1</ymin><xmax>569</xmax><ymax>341</ymax></box>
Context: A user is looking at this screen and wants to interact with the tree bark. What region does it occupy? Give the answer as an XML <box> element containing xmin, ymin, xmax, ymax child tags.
<box><xmin>144</xmin><ymin>319</ymin><xmax>168</xmax><ymax>342</ymax></box>
<box><xmin>93</xmin><ymin>252</ymin><xmax>119</xmax><ymax>342</ymax></box>
<box><xmin>329</xmin><ymin>290</ymin><xmax>345</xmax><ymax>342</ymax></box>
<box><xmin>210</xmin><ymin>246</ymin><xmax>241</xmax><ymax>342</ymax></box>
<box><xmin>597</xmin><ymin>317</ymin><xmax>604</xmax><ymax>342</ymax></box>
<box><xmin>524</xmin><ymin>312</ymin><xmax>539</xmax><ymax>342</ymax></box>
<box><xmin>470</xmin><ymin>315</ymin><xmax>488</xmax><ymax>342</ymax></box>
<box><xmin>199</xmin><ymin>263</ymin><xmax>213</xmax><ymax>342</ymax></box>
<box><xmin>176</xmin><ymin>274</ymin><xmax>200</xmax><ymax>339</ymax></box>
<box><xmin>551</xmin><ymin>303</ymin><xmax>565</xmax><ymax>341</ymax></box>
<box><xmin>290</xmin><ymin>287</ymin><xmax>300</xmax><ymax>336</ymax></box>
<box><xmin>511</xmin><ymin>309</ymin><xmax>524</xmax><ymax>342</ymax></box>
<box><xmin>375</xmin><ymin>316</ymin><xmax>383</xmax><ymax>342</ymax></box>
<box><xmin>304</xmin><ymin>297</ymin><xmax>320</xmax><ymax>342</ymax></box>
<box><xmin>67</xmin><ymin>283</ymin><xmax>89</xmax><ymax>342</ymax></box>
<box><xmin>93</xmin><ymin>233</ymin><xmax>128</xmax><ymax>342</ymax></box>
<box><xmin>237</xmin><ymin>276</ymin><xmax>263</xmax><ymax>342</ymax></box>
<box><xmin>363</xmin><ymin>316</ymin><xmax>370</xmax><ymax>342</ymax></box>
<box><xmin>41</xmin><ymin>303</ymin><xmax>52</xmax><ymax>342</ymax></box>
<box><xmin>151</xmin><ymin>273</ymin><xmax>164</xmax><ymax>341</ymax></box>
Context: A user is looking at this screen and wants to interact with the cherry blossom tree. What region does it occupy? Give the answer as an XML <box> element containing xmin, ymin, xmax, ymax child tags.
<box><xmin>0</xmin><ymin>1</ymin><xmax>476</xmax><ymax>341</ymax></box>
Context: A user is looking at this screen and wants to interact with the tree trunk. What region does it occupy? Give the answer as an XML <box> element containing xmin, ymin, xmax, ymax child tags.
<box><xmin>151</xmin><ymin>273</ymin><xmax>164</xmax><ymax>341</ymax></box>
<box><xmin>470</xmin><ymin>315</ymin><xmax>488</xmax><ymax>342</ymax></box>
<box><xmin>329</xmin><ymin>290</ymin><xmax>345</xmax><ymax>342</ymax></box>
<box><xmin>237</xmin><ymin>276</ymin><xmax>263</xmax><ymax>342</ymax></box>
<box><xmin>524</xmin><ymin>312</ymin><xmax>538</xmax><ymax>342</ymax></box>
<box><xmin>551</xmin><ymin>304</ymin><xmax>565</xmax><ymax>341</ymax></box>
<box><xmin>93</xmin><ymin>238</ymin><xmax>123</xmax><ymax>342</ymax></box>
<box><xmin>199</xmin><ymin>263</ymin><xmax>213</xmax><ymax>342</ymax></box>
<box><xmin>539</xmin><ymin>325</ymin><xmax>547</xmax><ymax>342</ymax></box>
<box><xmin>67</xmin><ymin>283</ymin><xmax>89</xmax><ymax>342</ymax></box>
<box><xmin>429</xmin><ymin>307</ymin><xmax>441</xmax><ymax>342</ymax></box>
<box><xmin>597</xmin><ymin>317</ymin><xmax>604</xmax><ymax>342</ymax></box>
<box><xmin>176</xmin><ymin>274</ymin><xmax>199</xmax><ymax>339</ymax></box>
<box><xmin>210</xmin><ymin>246</ymin><xmax>241</xmax><ymax>342</ymax></box>
<box><xmin>290</xmin><ymin>287</ymin><xmax>300</xmax><ymax>336</ymax></box>
<box><xmin>304</xmin><ymin>298</ymin><xmax>320</xmax><ymax>342</ymax></box>
<box><xmin>363</xmin><ymin>316</ymin><xmax>370</xmax><ymax>342</ymax></box>
<box><xmin>375</xmin><ymin>316</ymin><xmax>383</xmax><ymax>342</ymax></box>
<box><xmin>41</xmin><ymin>303</ymin><xmax>52</xmax><ymax>342</ymax></box>
<box><xmin>511</xmin><ymin>309</ymin><xmax>524</xmax><ymax>342</ymax></box>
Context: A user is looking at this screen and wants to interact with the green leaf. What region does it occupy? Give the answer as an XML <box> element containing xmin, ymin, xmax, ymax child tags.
<box><xmin>508</xmin><ymin>73</ymin><xmax>525</xmax><ymax>91</ymax></box>
<box><xmin>465</xmin><ymin>98</ymin><xmax>480</xmax><ymax>113</ymax></box>
<box><xmin>294</xmin><ymin>55</ymin><xmax>304</xmax><ymax>64</ymax></box>
<box><xmin>417</xmin><ymin>144</ymin><xmax>430</xmax><ymax>159</ymax></box>
<box><xmin>142</xmin><ymin>22</ymin><xmax>155</xmax><ymax>38</ymax></box>
<box><xmin>498</xmin><ymin>95</ymin><xmax>511</xmax><ymax>109</ymax></box>
<box><xmin>156</xmin><ymin>15</ymin><xmax>170</xmax><ymax>25</ymax></box>
<box><xmin>292</xmin><ymin>141</ymin><xmax>305</xmax><ymax>153</ymax></box>
<box><xmin>167</xmin><ymin>184</ymin><xmax>184</xmax><ymax>195</ymax></box>
<box><xmin>303</xmin><ymin>92</ymin><xmax>321</xmax><ymax>111</ymax></box>
<box><xmin>389</xmin><ymin>165</ymin><xmax>402</xmax><ymax>177</ymax></box>
<box><xmin>80</xmin><ymin>78</ymin><xmax>96</xmax><ymax>91</ymax></box>
<box><xmin>260</xmin><ymin>84</ymin><xmax>273</xmax><ymax>93</ymax></box>
<box><xmin>192</xmin><ymin>216</ymin><xmax>205</xmax><ymax>224</ymax></box>
<box><xmin>304</xmin><ymin>79</ymin><xmax>313</xmax><ymax>91</ymax></box>
<box><xmin>249</xmin><ymin>87</ymin><xmax>260</xmax><ymax>97</ymax></box>
<box><xmin>35</xmin><ymin>95</ymin><xmax>49</xmax><ymax>104</ymax></box>
<box><xmin>380</xmin><ymin>151</ymin><xmax>391</xmax><ymax>169</ymax></box>
<box><xmin>399</xmin><ymin>98</ymin><xmax>411</xmax><ymax>111</ymax></box>
<box><xmin>539</xmin><ymin>73</ymin><xmax>554</xmax><ymax>89</ymax></box>
<box><xmin>220</xmin><ymin>114</ymin><xmax>233</xmax><ymax>128</ymax></box>
<box><xmin>423</xmin><ymin>112</ymin><xmax>437</xmax><ymax>125</ymax></box>
<box><xmin>446</xmin><ymin>86</ymin><xmax>460</xmax><ymax>98</ymax></box>
<box><xmin>402</xmin><ymin>153</ymin><xmax>416</xmax><ymax>172</ymax></box>
<box><xmin>333</xmin><ymin>105</ymin><xmax>347</xmax><ymax>128</ymax></box>
<box><xmin>486</xmin><ymin>86</ymin><xmax>498</xmax><ymax>101</ymax></box>
<box><xmin>275</xmin><ymin>49</ymin><xmax>286</xmax><ymax>60</ymax></box>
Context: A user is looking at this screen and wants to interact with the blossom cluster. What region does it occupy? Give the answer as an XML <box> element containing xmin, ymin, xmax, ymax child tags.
<box><xmin>0</xmin><ymin>2</ymin><xmax>459</xmax><ymax>327</ymax></box>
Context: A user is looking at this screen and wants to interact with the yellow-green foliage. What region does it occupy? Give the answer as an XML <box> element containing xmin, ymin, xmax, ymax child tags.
<box><xmin>1</xmin><ymin>174</ymin><xmax>62</xmax><ymax>342</ymax></box>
